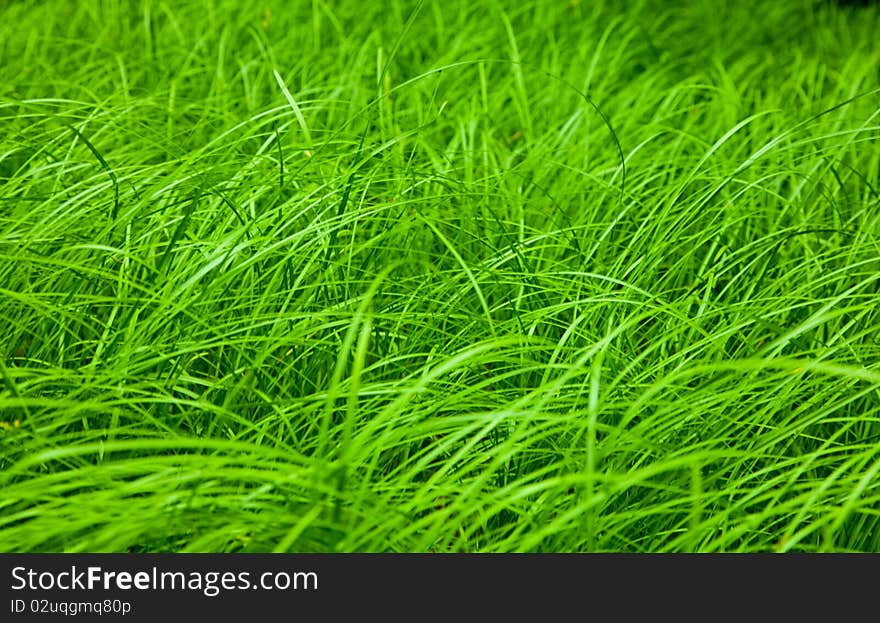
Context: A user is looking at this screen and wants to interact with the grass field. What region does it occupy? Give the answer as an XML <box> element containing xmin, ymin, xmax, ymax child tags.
<box><xmin>1</xmin><ymin>0</ymin><xmax>879</xmax><ymax>552</ymax></box>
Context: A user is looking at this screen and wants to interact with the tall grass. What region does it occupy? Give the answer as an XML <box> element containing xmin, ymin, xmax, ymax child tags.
<box><xmin>1</xmin><ymin>0</ymin><xmax>879</xmax><ymax>552</ymax></box>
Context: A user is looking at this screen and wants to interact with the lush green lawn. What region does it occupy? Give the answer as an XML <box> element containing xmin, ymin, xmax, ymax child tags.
<box><xmin>1</xmin><ymin>0</ymin><xmax>879</xmax><ymax>552</ymax></box>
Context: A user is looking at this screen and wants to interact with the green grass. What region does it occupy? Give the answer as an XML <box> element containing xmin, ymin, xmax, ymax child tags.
<box><xmin>1</xmin><ymin>0</ymin><xmax>879</xmax><ymax>552</ymax></box>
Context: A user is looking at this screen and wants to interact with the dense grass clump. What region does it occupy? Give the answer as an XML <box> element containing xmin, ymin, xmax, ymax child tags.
<box><xmin>1</xmin><ymin>0</ymin><xmax>879</xmax><ymax>552</ymax></box>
